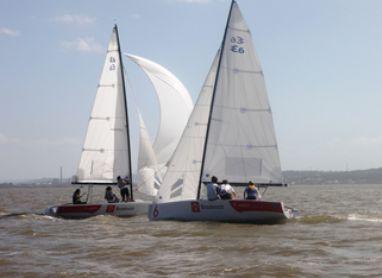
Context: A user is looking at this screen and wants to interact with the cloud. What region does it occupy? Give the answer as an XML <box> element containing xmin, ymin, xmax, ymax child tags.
<box><xmin>61</xmin><ymin>37</ymin><xmax>103</xmax><ymax>53</ymax></box>
<box><xmin>54</xmin><ymin>14</ymin><xmax>95</xmax><ymax>25</ymax></box>
<box><xmin>0</xmin><ymin>133</ymin><xmax>20</xmax><ymax>144</ymax></box>
<box><xmin>328</xmin><ymin>136</ymin><xmax>382</xmax><ymax>149</ymax></box>
<box><xmin>0</xmin><ymin>133</ymin><xmax>80</xmax><ymax>147</ymax></box>
<box><xmin>0</xmin><ymin>27</ymin><xmax>20</xmax><ymax>37</ymax></box>
<box><xmin>33</xmin><ymin>137</ymin><xmax>81</xmax><ymax>146</ymax></box>
<box><xmin>130</xmin><ymin>13</ymin><xmax>141</xmax><ymax>20</ymax></box>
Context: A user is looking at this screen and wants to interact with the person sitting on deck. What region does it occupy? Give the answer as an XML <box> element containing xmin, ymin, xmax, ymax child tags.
<box><xmin>219</xmin><ymin>179</ymin><xmax>236</xmax><ymax>200</ymax></box>
<box><xmin>117</xmin><ymin>176</ymin><xmax>130</xmax><ymax>202</ymax></box>
<box><xmin>72</xmin><ymin>188</ymin><xmax>86</xmax><ymax>204</ymax></box>
<box><xmin>206</xmin><ymin>176</ymin><xmax>220</xmax><ymax>201</ymax></box>
<box><xmin>105</xmin><ymin>186</ymin><xmax>120</xmax><ymax>203</ymax></box>
<box><xmin>244</xmin><ymin>181</ymin><xmax>261</xmax><ymax>200</ymax></box>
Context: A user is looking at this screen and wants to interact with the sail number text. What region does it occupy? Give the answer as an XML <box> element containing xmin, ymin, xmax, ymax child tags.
<box><xmin>109</xmin><ymin>56</ymin><xmax>116</xmax><ymax>71</ymax></box>
<box><xmin>230</xmin><ymin>36</ymin><xmax>245</xmax><ymax>54</ymax></box>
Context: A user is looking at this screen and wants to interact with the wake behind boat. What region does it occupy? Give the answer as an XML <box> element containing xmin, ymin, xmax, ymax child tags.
<box><xmin>149</xmin><ymin>0</ymin><xmax>296</xmax><ymax>224</ymax></box>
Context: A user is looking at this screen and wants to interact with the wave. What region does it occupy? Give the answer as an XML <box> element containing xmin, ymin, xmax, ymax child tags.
<box><xmin>0</xmin><ymin>212</ymin><xmax>30</xmax><ymax>219</ymax></box>
<box><xmin>0</xmin><ymin>211</ymin><xmax>59</xmax><ymax>221</ymax></box>
<box><xmin>297</xmin><ymin>214</ymin><xmax>344</xmax><ymax>224</ymax></box>
<box><xmin>347</xmin><ymin>214</ymin><xmax>382</xmax><ymax>223</ymax></box>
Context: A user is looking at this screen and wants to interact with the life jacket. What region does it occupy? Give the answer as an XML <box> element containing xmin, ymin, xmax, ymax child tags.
<box><xmin>245</xmin><ymin>187</ymin><xmax>258</xmax><ymax>199</ymax></box>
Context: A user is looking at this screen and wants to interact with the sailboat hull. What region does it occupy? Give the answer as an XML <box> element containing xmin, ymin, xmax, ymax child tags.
<box><xmin>45</xmin><ymin>201</ymin><xmax>150</xmax><ymax>219</ymax></box>
<box><xmin>148</xmin><ymin>200</ymin><xmax>295</xmax><ymax>224</ymax></box>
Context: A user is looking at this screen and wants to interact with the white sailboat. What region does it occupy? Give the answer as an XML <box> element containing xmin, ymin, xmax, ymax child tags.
<box><xmin>136</xmin><ymin>110</ymin><xmax>161</xmax><ymax>196</ymax></box>
<box><xmin>149</xmin><ymin>0</ymin><xmax>296</xmax><ymax>223</ymax></box>
<box><xmin>126</xmin><ymin>54</ymin><xmax>193</xmax><ymax>197</ymax></box>
<box><xmin>46</xmin><ymin>25</ymin><xmax>149</xmax><ymax>218</ymax></box>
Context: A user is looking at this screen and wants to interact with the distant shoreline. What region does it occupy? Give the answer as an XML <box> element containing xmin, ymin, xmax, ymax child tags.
<box><xmin>2</xmin><ymin>167</ymin><xmax>382</xmax><ymax>186</ymax></box>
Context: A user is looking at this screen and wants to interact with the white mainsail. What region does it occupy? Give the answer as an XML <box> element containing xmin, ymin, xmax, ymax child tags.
<box><xmin>156</xmin><ymin>52</ymin><xmax>220</xmax><ymax>203</ymax></box>
<box><xmin>76</xmin><ymin>26</ymin><xmax>130</xmax><ymax>183</ymax></box>
<box><xmin>202</xmin><ymin>1</ymin><xmax>283</xmax><ymax>185</ymax></box>
<box><xmin>126</xmin><ymin>54</ymin><xmax>193</xmax><ymax>166</ymax></box>
<box><xmin>156</xmin><ymin>0</ymin><xmax>283</xmax><ymax>203</ymax></box>
<box><xmin>137</xmin><ymin>111</ymin><xmax>161</xmax><ymax>196</ymax></box>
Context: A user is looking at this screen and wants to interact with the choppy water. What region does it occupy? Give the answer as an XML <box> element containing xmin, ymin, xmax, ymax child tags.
<box><xmin>1</xmin><ymin>184</ymin><xmax>382</xmax><ymax>277</ymax></box>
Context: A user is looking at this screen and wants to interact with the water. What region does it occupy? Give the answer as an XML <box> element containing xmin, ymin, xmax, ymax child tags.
<box><xmin>1</xmin><ymin>184</ymin><xmax>382</xmax><ymax>277</ymax></box>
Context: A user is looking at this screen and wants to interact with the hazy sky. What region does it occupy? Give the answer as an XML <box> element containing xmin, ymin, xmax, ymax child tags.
<box><xmin>1</xmin><ymin>0</ymin><xmax>382</xmax><ymax>180</ymax></box>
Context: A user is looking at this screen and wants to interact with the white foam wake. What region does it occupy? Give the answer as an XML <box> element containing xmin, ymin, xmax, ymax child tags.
<box><xmin>347</xmin><ymin>214</ymin><xmax>382</xmax><ymax>223</ymax></box>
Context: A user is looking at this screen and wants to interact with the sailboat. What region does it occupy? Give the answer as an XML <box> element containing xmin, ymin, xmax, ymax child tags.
<box><xmin>46</xmin><ymin>25</ymin><xmax>190</xmax><ymax>219</ymax></box>
<box><xmin>126</xmin><ymin>54</ymin><xmax>193</xmax><ymax>197</ymax></box>
<box><xmin>148</xmin><ymin>1</ymin><xmax>296</xmax><ymax>223</ymax></box>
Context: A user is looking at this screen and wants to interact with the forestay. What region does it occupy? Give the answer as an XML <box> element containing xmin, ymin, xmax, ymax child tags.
<box><xmin>156</xmin><ymin>52</ymin><xmax>220</xmax><ymax>203</ymax></box>
<box><xmin>202</xmin><ymin>2</ymin><xmax>283</xmax><ymax>185</ymax></box>
<box><xmin>126</xmin><ymin>54</ymin><xmax>193</xmax><ymax>167</ymax></box>
<box><xmin>76</xmin><ymin>27</ymin><xmax>130</xmax><ymax>183</ymax></box>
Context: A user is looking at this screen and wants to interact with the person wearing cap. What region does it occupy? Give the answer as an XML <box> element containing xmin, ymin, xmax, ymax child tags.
<box><xmin>244</xmin><ymin>181</ymin><xmax>261</xmax><ymax>200</ymax></box>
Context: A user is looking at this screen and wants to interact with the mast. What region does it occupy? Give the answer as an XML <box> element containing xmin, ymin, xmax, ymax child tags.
<box><xmin>197</xmin><ymin>0</ymin><xmax>235</xmax><ymax>199</ymax></box>
<box><xmin>114</xmin><ymin>24</ymin><xmax>134</xmax><ymax>201</ymax></box>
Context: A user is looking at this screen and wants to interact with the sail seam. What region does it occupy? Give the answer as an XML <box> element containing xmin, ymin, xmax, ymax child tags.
<box><xmin>213</xmin><ymin>105</ymin><xmax>271</xmax><ymax>112</ymax></box>
<box><xmin>221</xmin><ymin>66</ymin><xmax>263</xmax><ymax>75</ymax></box>
<box><xmin>228</xmin><ymin>26</ymin><xmax>250</xmax><ymax>33</ymax></box>
<box><xmin>97</xmin><ymin>84</ymin><xmax>115</xmax><ymax>88</ymax></box>
<box><xmin>207</xmin><ymin>143</ymin><xmax>277</xmax><ymax>148</ymax></box>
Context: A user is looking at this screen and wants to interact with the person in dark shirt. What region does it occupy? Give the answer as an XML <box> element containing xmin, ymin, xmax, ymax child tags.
<box><xmin>243</xmin><ymin>181</ymin><xmax>261</xmax><ymax>200</ymax></box>
<box><xmin>117</xmin><ymin>176</ymin><xmax>130</xmax><ymax>202</ymax></box>
<box><xmin>72</xmin><ymin>188</ymin><xmax>86</xmax><ymax>204</ymax></box>
<box><xmin>104</xmin><ymin>186</ymin><xmax>120</xmax><ymax>203</ymax></box>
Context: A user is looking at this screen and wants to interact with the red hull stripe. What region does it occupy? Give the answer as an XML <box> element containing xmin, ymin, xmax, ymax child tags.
<box><xmin>230</xmin><ymin>200</ymin><xmax>283</xmax><ymax>213</ymax></box>
<box><xmin>57</xmin><ymin>205</ymin><xmax>102</xmax><ymax>214</ymax></box>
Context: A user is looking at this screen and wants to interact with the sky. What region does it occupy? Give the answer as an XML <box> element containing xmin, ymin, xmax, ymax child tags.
<box><xmin>1</xmin><ymin>0</ymin><xmax>382</xmax><ymax>180</ymax></box>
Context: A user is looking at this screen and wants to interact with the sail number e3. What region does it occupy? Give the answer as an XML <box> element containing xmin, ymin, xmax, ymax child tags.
<box><xmin>230</xmin><ymin>36</ymin><xmax>245</xmax><ymax>54</ymax></box>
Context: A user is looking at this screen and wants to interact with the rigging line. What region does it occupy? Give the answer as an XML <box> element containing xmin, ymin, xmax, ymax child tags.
<box><xmin>197</xmin><ymin>0</ymin><xmax>235</xmax><ymax>199</ymax></box>
<box><xmin>261</xmin><ymin>186</ymin><xmax>268</xmax><ymax>197</ymax></box>
<box><xmin>114</xmin><ymin>24</ymin><xmax>134</xmax><ymax>201</ymax></box>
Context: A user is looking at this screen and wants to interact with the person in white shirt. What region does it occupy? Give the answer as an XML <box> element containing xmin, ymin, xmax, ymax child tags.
<box><xmin>206</xmin><ymin>176</ymin><xmax>220</xmax><ymax>201</ymax></box>
<box><xmin>219</xmin><ymin>179</ymin><xmax>236</xmax><ymax>200</ymax></box>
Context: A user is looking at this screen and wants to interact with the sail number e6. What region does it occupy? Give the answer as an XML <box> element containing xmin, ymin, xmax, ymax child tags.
<box><xmin>230</xmin><ymin>36</ymin><xmax>245</xmax><ymax>54</ymax></box>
